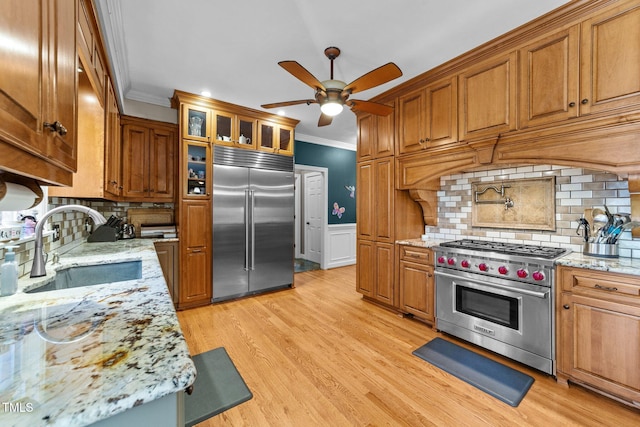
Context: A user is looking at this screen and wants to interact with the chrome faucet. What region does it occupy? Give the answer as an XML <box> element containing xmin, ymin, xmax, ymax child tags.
<box><xmin>30</xmin><ymin>205</ymin><xmax>107</xmax><ymax>278</ymax></box>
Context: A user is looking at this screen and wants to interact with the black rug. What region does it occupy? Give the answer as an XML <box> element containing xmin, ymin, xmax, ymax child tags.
<box><xmin>412</xmin><ymin>338</ymin><xmax>534</xmax><ymax>407</ymax></box>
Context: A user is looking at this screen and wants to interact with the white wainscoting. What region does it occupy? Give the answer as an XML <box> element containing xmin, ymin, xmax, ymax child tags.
<box><xmin>325</xmin><ymin>224</ymin><xmax>356</xmax><ymax>269</ymax></box>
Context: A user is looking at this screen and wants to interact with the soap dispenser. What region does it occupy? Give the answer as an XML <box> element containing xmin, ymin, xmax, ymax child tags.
<box><xmin>1</xmin><ymin>245</ymin><xmax>18</xmax><ymax>296</ymax></box>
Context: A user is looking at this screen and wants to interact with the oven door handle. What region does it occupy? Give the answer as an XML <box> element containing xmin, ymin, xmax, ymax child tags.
<box><xmin>435</xmin><ymin>270</ymin><xmax>549</xmax><ymax>299</ymax></box>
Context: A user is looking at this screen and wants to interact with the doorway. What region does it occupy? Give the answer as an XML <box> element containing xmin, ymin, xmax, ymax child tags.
<box><xmin>294</xmin><ymin>165</ymin><xmax>328</xmax><ymax>270</ymax></box>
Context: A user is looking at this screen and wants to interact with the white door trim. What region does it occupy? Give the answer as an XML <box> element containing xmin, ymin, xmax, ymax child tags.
<box><xmin>294</xmin><ymin>165</ymin><xmax>328</xmax><ymax>269</ymax></box>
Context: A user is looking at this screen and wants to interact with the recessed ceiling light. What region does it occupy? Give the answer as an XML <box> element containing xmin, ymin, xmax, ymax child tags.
<box><xmin>201</xmin><ymin>91</ymin><xmax>211</xmax><ymax>97</ymax></box>
<box><xmin>277</xmin><ymin>110</ymin><xmax>286</xmax><ymax>116</ymax></box>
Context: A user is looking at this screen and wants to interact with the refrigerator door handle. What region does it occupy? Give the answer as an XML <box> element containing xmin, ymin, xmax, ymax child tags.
<box><xmin>250</xmin><ymin>190</ymin><xmax>256</xmax><ymax>270</ymax></box>
<box><xmin>244</xmin><ymin>189</ymin><xmax>250</xmax><ymax>271</ymax></box>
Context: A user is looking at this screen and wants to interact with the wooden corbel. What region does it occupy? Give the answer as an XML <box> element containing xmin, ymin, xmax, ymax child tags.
<box><xmin>409</xmin><ymin>188</ymin><xmax>438</xmax><ymax>226</ymax></box>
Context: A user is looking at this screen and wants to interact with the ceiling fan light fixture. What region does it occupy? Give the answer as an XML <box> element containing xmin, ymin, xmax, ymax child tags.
<box><xmin>320</xmin><ymin>101</ymin><xmax>343</xmax><ymax>116</ymax></box>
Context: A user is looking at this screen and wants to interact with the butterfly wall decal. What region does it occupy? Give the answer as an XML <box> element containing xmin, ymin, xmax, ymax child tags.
<box><xmin>345</xmin><ymin>185</ymin><xmax>355</xmax><ymax>198</ymax></box>
<box><xmin>332</xmin><ymin>202</ymin><xmax>345</xmax><ymax>219</ymax></box>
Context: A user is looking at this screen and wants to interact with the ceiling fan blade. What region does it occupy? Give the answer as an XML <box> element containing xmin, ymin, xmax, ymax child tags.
<box><xmin>279</xmin><ymin>61</ymin><xmax>326</xmax><ymax>91</ymax></box>
<box><xmin>261</xmin><ymin>99</ymin><xmax>317</xmax><ymax>109</ymax></box>
<box><xmin>348</xmin><ymin>99</ymin><xmax>394</xmax><ymax>116</ymax></box>
<box><xmin>318</xmin><ymin>113</ymin><xmax>333</xmax><ymax>127</ymax></box>
<box><xmin>343</xmin><ymin>63</ymin><xmax>402</xmax><ymax>94</ymax></box>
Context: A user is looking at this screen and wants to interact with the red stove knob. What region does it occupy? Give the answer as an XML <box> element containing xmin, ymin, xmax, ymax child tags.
<box><xmin>447</xmin><ymin>257</ymin><xmax>456</xmax><ymax>266</ymax></box>
<box><xmin>437</xmin><ymin>256</ymin><xmax>446</xmax><ymax>264</ymax></box>
<box><xmin>498</xmin><ymin>266</ymin><xmax>508</xmax><ymax>275</ymax></box>
<box><xmin>461</xmin><ymin>260</ymin><xmax>470</xmax><ymax>268</ymax></box>
<box><xmin>478</xmin><ymin>263</ymin><xmax>489</xmax><ymax>272</ymax></box>
<box><xmin>532</xmin><ymin>271</ymin><xmax>545</xmax><ymax>281</ymax></box>
<box><xmin>516</xmin><ymin>269</ymin><xmax>528</xmax><ymax>278</ymax></box>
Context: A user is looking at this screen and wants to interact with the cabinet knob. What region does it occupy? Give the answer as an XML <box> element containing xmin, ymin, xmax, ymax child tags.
<box><xmin>568</xmin><ymin>102</ymin><xmax>576</xmax><ymax>107</ymax></box>
<box><xmin>44</xmin><ymin>121</ymin><xmax>68</xmax><ymax>136</ymax></box>
<box><xmin>563</xmin><ymin>304</ymin><xmax>570</xmax><ymax>309</ymax></box>
<box><xmin>581</xmin><ymin>98</ymin><xmax>589</xmax><ymax>105</ymax></box>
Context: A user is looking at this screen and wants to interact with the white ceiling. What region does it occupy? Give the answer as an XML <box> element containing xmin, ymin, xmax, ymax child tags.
<box><xmin>95</xmin><ymin>0</ymin><xmax>570</xmax><ymax>146</ymax></box>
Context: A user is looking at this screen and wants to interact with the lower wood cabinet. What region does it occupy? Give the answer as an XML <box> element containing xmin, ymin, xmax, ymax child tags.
<box><xmin>356</xmin><ymin>240</ymin><xmax>395</xmax><ymax>306</ymax></box>
<box><xmin>398</xmin><ymin>245</ymin><xmax>434</xmax><ymax>323</ymax></box>
<box><xmin>154</xmin><ymin>240</ymin><xmax>179</xmax><ymax>305</ymax></box>
<box><xmin>177</xmin><ymin>200</ymin><xmax>212</xmax><ymax>309</ymax></box>
<box><xmin>556</xmin><ymin>265</ymin><xmax>640</xmax><ymax>406</ymax></box>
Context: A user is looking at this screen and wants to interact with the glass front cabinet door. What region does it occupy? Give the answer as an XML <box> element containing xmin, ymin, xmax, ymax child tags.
<box><xmin>214</xmin><ymin>111</ymin><xmax>257</xmax><ymax>149</ymax></box>
<box><xmin>183</xmin><ymin>104</ymin><xmax>211</xmax><ymax>142</ymax></box>
<box><xmin>259</xmin><ymin>120</ymin><xmax>294</xmax><ymax>156</ymax></box>
<box><xmin>184</xmin><ymin>141</ymin><xmax>210</xmax><ymax>198</ymax></box>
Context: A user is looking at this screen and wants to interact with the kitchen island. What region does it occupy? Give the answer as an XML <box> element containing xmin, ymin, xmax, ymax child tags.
<box><xmin>0</xmin><ymin>239</ymin><xmax>196</xmax><ymax>427</ymax></box>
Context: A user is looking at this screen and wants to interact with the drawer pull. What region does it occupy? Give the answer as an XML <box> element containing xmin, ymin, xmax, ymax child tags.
<box><xmin>594</xmin><ymin>284</ymin><xmax>618</xmax><ymax>292</ymax></box>
<box><xmin>408</xmin><ymin>253</ymin><xmax>422</xmax><ymax>258</ymax></box>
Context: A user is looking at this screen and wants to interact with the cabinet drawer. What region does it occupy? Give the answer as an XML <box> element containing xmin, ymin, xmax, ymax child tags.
<box><xmin>559</xmin><ymin>266</ymin><xmax>640</xmax><ymax>297</ymax></box>
<box><xmin>399</xmin><ymin>245</ymin><xmax>431</xmax><ymax>264</ymax></box>
<box><xmin>571</xmin><ymin>275</ymin><xmax>640</xmax><ymax>297</ymax></box>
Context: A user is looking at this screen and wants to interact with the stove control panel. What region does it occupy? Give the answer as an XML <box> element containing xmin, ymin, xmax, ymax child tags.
<box><xmin>435</xmin><ymin>251</ymin><xmax>553</xmax><ymax>287</ymax></box>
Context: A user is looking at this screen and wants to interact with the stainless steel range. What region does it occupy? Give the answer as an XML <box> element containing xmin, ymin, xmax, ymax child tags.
<box><xmin>434</xmin><ymin>239</ymin><xmax>569</xmax><ymax>375</ymax></box>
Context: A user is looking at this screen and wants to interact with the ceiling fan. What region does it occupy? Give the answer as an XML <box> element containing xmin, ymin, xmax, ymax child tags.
<box><xmin>261</xmin><ymin>47</ymin><xmax>402</xmax><ymax>127</ymax></box>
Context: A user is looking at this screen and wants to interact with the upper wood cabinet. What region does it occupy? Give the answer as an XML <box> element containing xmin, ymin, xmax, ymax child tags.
<box><xmin>520</xmin><ymin>1</ymin><xmax>640</xmax><ymax>129</ymax></box>
<box><xmin>215</xmin><ymin>111</ymin><xmax>258</xmax><ymax>150</ymax></box>
<box><xmin>519</xmin><ymin>26</ymin><xmax>580</xmax><ymax>129</ymax></box>
<box><xmin>104</xmin><ymin>78</ymin><xmax>122</xmax><ymax>198</ymax></box>
<box><xmin>0</xmin><ymin>0</ymin><xmax>77</xmax><ymax>185</ymax></box>
<box><xmin>173</xmin><ymin>91</ymin><xmax>298</xmax><ymax>157</ymax></box>
<box><xmin>77</xmin><ymin>0</ymin><xmax>105</xmax><ymax>104</ymax></box>
<box><xmin>579</xmin><ymin>0</ymin><xmax>640</xmax><ymax>116</ymax></box>
<box><xmin>397</xmin><ymin>76</ymin><xmax>457</xmax><ymax>155</ymax></box>
<box><xmin>258</xmin><ymin>120</ymin><xmax>295</xmax><ymax>156</ymax></box>
<box><xmin>121</xmin><ymin>116</ymin><xmax>177</xmax><ymax>202</ymax></box>
<box><xmin>458</xmin><ymin>51</ymin><xmax>518</xmax><ymax>142</ymax></box>
<box><xmin>356</xmin><ymin>103</ymin><xmax>395</xmax><ymax>161</ymax></box>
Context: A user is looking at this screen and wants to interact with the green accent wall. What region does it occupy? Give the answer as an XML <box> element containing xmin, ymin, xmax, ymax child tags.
<box><xmin>294</xmin><ymin>140</ymin><xmax>356</xmax><ymax>224</ymax></box>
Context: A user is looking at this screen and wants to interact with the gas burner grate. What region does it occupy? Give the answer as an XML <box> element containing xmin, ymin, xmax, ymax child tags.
<box><xmin>439</xmin><ymin>239</ymin><xmax>567</xmax><ymax>259</ymax></box>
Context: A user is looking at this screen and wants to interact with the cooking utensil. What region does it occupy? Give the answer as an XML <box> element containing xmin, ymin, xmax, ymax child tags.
<box><xmin>576</xmin><ymin>218</ymin><xmax>590</xmax><ymax>242</ymax></box>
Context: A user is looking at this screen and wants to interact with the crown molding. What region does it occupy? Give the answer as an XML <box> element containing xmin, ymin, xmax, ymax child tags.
<box><xmin>296</xmin><ymin>133</ymin><xmax>356</xmax><ymax>151</ymax></box>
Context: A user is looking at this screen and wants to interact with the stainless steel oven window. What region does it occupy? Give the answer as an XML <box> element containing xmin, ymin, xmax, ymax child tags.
<box><xmin>455</xmin><ymin>285</ymin><xmax>519</xmax><ymax>329</ymax></box>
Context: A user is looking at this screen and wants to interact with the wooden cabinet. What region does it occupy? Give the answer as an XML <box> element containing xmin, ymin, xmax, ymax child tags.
<box><xmin>356</xmin><ymin>240</ymin><xmax>395</xmax><ymax>305</ymax></box>
<box><xmin>397</xmin><ymin>76</ymin><xmax>457</xmax><ymax>155</ymax></box>
<box><xmin>356</xmin><ymin>156</ymin><xmax>424</xmax><ymax>306</ymax></box>
<box><xmin>356</xmin><ymin>159</ymin><xmax>394</xmax><ymax>242</ymax></box>
<box><xmin>178</xmin><ymin>200</ymin><xmax>212</xmax><ymax>309</ymax></box>
<box><xmin>458</xmin><ymin>51</ymin><xmax>518</xmax><ymax>141</ymax></box>
<box><xmin>0</xmin><ymin>0</ymin><xmax>77</xmax><ymax>185</ymax></box>
<box><xmin>104</xmin><ymin>79</ymin><xmax>122</xmax><ymax>198</ymax></box>
<box><xmin>174</xmin><ymin>91</ymin><xmax>298</xmax><ymax>156</ymax></box>
<box><xmin>520</xmin><ymin>1</ymin><xmax>640</xmax><ymax>129</ymax></box>
<box><xmin>154</xmin><ymin>240</ymin><xmax>179</xmax><ymax>305</ymax></box>
<box><xmin>183</xmin><ymin>140</ymin><xmax>211</xmax><ymax>198</ymax></box>
<box><xmin>77</xmin><ymin>0</ymin><xmax>105</xmax><ymax>104</ymax></box>
<box><xmin>519</xmin><ymin>26</ymin><xmax>580</xmax><ymax>129</ymax></box>
<box><xmin>398</xmin><ymin>245</ymin><xmax>434</xmax><ymax>323</ymax></box>
<box><xmin>556</xmin><ymin>266</ymin><xmax>640</xmax><ymax>406</ymax></box>
<box><xmin>579</xmin><ymin>0</ymin><xmax>640</xmax><ymax>116</ymax></box>
<box><xmin>258</xmin><ymin>120</ymin><xmax>295</xmax><ymax>156</ymax></box>
<box><xmin>356</xmin><ymin>104</ymin><xmax>395</xmax><ymax>162</ymax></box>
<box><xmin>215</xmin><ymin>110</ymin><xmax>257</xmax><ymax>150</ymax></box>
<box><xmin>121</xmin><ymin>116</ymin><xmax>177</xmax><ymax>202</ymax></box>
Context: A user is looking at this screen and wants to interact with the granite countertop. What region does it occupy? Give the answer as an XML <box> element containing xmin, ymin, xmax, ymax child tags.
<box><xmin>0</xmin><ymin>239</ymin><xmax>196</xmax><ymax>427</ymax></box>
<box><xmin>396</xmin><ymin>238</ymin><xmax>445</xmax><ymax>248</ymax></box>
<box><xmin>555</xmin><ymin>251</ymin><xmax>640</xmax><ymax>277</ymax></box>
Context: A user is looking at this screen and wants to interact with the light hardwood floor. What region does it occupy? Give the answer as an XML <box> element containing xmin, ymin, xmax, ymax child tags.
<box><xmin>177</xmin><ymin>266</ymin><xmax>640</xmax><ymax>426</ymax></box>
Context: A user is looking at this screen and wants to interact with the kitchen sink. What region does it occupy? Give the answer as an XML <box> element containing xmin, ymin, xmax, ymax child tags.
<box><xmin>26</xmin><ymin>260</ymin><xmax>142</xmax><ymax>293</ymax></box>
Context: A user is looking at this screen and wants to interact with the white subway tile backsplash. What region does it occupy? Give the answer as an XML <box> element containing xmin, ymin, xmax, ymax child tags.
<box><xmin>425</xmin><ymin>165</ymin><xmax>636</xmax><ymax>259</ymax></box>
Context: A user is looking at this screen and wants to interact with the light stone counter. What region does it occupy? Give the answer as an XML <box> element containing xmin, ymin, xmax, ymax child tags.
<box><xmin>396</xmin><ymin>238</ymin><xmax>446</xmax><ymax>248</ymax></box>
<box><xmin>555</xmin><ymin>252</ymin><xmax>640</xmax><ymax>277</ymax></box>
<box><xmin>0</xmin><ymin>239</ymin><xmax>196</xmax><ymax>427</ymax></box>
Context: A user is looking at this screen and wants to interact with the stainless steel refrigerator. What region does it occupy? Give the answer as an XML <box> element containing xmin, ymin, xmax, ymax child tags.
<box><xmin>212</xmin><ymin>146</ymin><xmax>294</xmax><ymax>301</ymax></box>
